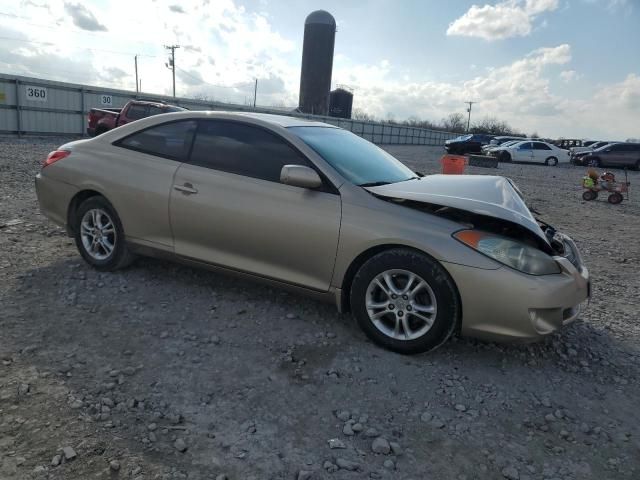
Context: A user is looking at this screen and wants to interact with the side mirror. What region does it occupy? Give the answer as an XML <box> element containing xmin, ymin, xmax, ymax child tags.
<box><xmin>280</xmin><ymin>165</ymin><xmax>322</xmax><ymax>189</ymax></box>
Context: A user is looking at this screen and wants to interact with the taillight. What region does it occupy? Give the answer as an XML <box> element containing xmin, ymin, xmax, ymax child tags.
<box><xmin>43</xmin><ymin>150</ymin><xmax>70</xmax><ymax>168</ymax></box>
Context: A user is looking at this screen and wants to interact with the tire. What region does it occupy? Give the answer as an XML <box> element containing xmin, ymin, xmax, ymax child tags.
<box><xmin>73</xmin><ymin>196</ymin><xmax>135</xmax><ymax>271</ymax></box>
<box><xmin>499</xmin><ymin>151</ymin><xmax>511</xmax><ymax>163</ymax></box>
<box><xmin>545</xmin><ymin>157</ymin><xmax>558</xmax><ymax>166</ymax></box>
<box><xmin>608</xmin><ymin>192</ymin><xmax>623</xmax><ymax>204</ymax></box>
<box><xmin>350</xmin><ymin>248</ymin><xmax>460</xmax><ymax>355</ymax></box>
<box><xmin>582</xmin><ymin>190</ymin><xmax>597</xmax><ymax>201</ymax></box>
<box><xmin>587</xmin><ymin>157</ymin><xmax>601</xmax><ymax>167</ymax></box>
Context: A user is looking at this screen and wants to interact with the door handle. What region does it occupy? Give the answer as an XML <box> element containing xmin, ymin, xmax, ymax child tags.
<box><xmin>173</xmin><ymin>183</ymin><xmax>198</xmax><ymax>195</ymax></box>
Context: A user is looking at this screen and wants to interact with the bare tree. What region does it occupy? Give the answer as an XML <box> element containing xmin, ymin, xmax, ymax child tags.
<box><xmin>352</xmin><ymin>109</ymin><xmax>376</xmax><ymax>121</ymax></box>
<box><xmin>441</xmin><ymin>113</ymin><xmax>466</xmax><ymax>133</ymax></box>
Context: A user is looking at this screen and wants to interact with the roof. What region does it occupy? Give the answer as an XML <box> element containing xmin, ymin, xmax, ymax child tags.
<box><xmin>145</xmin><ymin>110</ymin><xmax>335</xmax><ymax>128</ymax></box>
<box><xmin>305</xmin><ymin>10</ymin><xmax>336</xmax><ymax>26</ymax></box>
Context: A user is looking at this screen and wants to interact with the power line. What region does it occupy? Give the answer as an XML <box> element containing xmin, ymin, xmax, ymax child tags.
<box><xmin>175</xmin><ymin>67</ymin><xmax>254</xmax><ymax>91</ymax></box>
<box><xmin>0</xmin><ymin>35</ymin><xmax>157</xmax><ymax>58</ymax></box>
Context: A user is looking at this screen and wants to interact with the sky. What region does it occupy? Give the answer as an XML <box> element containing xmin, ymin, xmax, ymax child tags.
<box><xmin>0</xmin><ymin>0</ymin><xmax>638</xmax><ymax>139</ymax></box>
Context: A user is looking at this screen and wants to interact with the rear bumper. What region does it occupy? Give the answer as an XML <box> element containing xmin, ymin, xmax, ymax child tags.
<box><xmin>35</xmin><ymin>173</ymin><xmax>78</xmax><ymax>231</ymax></box>
<box><xmin>442</xmin><ymin>240</ymin><xmax>590</xmax><ymax>342</ymax></box>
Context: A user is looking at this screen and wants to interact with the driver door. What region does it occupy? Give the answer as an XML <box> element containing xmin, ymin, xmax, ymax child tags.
<box><xmin>169</xmin><ymin>120</ymin><xmax>341</xmax><ymax>291</ymax></box>
<box><xmin>514</xmin><ymin>142</ymin><xmax>533</xmax><ymax>162</ymax></box>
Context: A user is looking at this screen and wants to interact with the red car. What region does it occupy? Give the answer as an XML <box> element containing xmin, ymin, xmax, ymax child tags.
<box><xmin>87</xmin><ymin>100</ymin><xmax>184</xmax><ymax>136</ymax></box>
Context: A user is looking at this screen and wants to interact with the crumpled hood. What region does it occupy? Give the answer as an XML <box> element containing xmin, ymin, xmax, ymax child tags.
<box><xmin>365</xmin><ymin>175</ymin><xmax>548</xmax><ymax>245</ymax></box>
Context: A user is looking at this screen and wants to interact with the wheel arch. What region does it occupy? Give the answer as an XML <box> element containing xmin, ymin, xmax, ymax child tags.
<box><xmin>338</xmin><ymin>244</ymin><xmax>462</xmax><ymax>322</ymax></box>
<box><xmin>66</xmin><ymin>189</ymin><xmax>113</xmax><ymax>236</ymax></box>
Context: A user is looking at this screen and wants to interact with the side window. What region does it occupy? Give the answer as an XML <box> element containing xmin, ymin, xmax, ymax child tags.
<box><xmin>609</xmin><ymin>144</ymin><xmax>623</xmax><ymax>152</ymax></box>
<box><xmin>126</xmin><ymin>104</ymin><xmax>148</xmax><ymax>120</ymax></box>
<box><xmin>117</xmin><ymin>120</ymin><xmax>197</xmax><ymax>161</ymax></box>
<box><xmin>519</xmin><ymin>142</ymin><xmax>532</xmax><ymax>150</ymax></box>
<box><xmin>148</xmin><ymin>106</ymin><xmax>165</xmax><ymax>116</ymax></box>
<box><xmin>189</xmin><ymin>121</ymin><xmax>311</xmax><ymax>183</ymax></box>
<box><xmin>533</xmin><ymin>142</ymin><xmax>551</xmax><ymax>150</ymax></box>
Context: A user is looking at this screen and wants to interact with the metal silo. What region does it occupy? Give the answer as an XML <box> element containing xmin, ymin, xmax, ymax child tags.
<box><xmin>298</xmin><ymin>10</ymin><xmax>336</xmax><ymax>116</ymax></box>
<box><xmin>329</xmin><ymin>87</ymin><xmax>353</xmax><ymax>119</ymax></box>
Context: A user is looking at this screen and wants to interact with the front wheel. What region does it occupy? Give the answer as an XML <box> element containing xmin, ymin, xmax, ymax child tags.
<box><xmin>582</xmin><ymin>190</ymin><xmax>597</xmax><ymax>201</ymax></box>
<box><xmin>499</xmin><ymin>151</ymin><xmax>511</xmax><ymax>163</ymax></box>
<box><xmin>350</xmin><ymin>249</ymin><xmax>460</xmax><ymax>354</ymax></box>
<box><xmin>74</xmin><ymin>196</ymin><xmax>135</xmax><ymax>271</ymax></box>
<box><xmin>545</xmin><ymin>157</ymin><xmax>558</xmax><ymax>166</ymax></box>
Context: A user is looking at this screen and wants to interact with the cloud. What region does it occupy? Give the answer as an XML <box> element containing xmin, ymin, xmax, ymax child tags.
<box><xmin>64</xmin><ymin>2</ymin><xmax>108</xmax><ymax>31</ymax></box>
<box><xmin>560</xmin><ymin>69</ymin><xmax>578</xmax><ymax>82</ymax></box>
<box><xmin>447</xmin><ymin>0</ymin><xmax>559</xmax><ymax>40</ymax></box>
<box><xmin>169</xmin><ymin>4</ymin><xmax>185</xmax><ymax>14</ymax></box>
<box><xmin>594</xmin><ymin>74</ymin><xmax>640</xmax><ymax>111</ymax></box>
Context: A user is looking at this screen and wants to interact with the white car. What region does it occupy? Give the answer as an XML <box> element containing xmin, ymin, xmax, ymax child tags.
<box><xmin>481</xmin><ymin>140</ymin><xmax>521</xmax><ymax>154</ymax></box>
<box><xmin>495</xmin><ymin>141</ymin><xmax>570</xmax><ymax>166</ymax></box>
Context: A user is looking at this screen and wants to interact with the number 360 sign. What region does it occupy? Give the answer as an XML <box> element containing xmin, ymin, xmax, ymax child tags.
<box><xmin>24</xmin><ymin>86</ymin><xmax>48</xmax><ymax>102</ymax></box>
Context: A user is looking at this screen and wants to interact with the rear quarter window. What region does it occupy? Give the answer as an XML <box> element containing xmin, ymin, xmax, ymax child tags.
<box><xmin>116</xmin><ymin>120</ymin><xmax>197</xmax><ymax>161</ymax></box>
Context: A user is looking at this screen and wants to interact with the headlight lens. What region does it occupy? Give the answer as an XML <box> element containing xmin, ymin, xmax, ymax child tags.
<box><xmin>454</xmin><ymin>230</ymin><xmax>561</xmax><ymax>275</ymax></box>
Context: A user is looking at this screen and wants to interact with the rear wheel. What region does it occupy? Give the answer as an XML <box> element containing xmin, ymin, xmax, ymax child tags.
<box><xmin>582</xmin><ymin>190</ymin><xmax>597</xmax><ymax>201</ymax></box>
<box><xmin>608</xmin><ymin>192</ymin><xmax>623</xmax><ymax>204</ymax></box>
<box><xmin>587</xmin><ymin>157</ymin><xmax>601</xmax><ymax>167</ymax></box>
<box><xmin>350</xmin><ymin>249</ymin><xmax>460</xmax><ymax>355</ymax></box>
<box><xmin>73</xmin><ymin>196</ymin><xmax>135</xmax><ymax>271</ymax></box>
<box><xmin>545</xmin><ymin>157</ymin><xmax>558</xmax><ymax>166</ymax></box>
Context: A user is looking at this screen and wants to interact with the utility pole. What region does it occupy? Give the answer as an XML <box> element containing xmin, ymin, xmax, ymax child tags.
<box><xmin>134</xmin><ymin>55</ymin><xmax>139</xmax><ymax>93</ymax></box>
<box><xmin>253</xmin><ymin>78</ymin><xmax>258</xmax><ymax>108</ymax></box>
<box><xmin>465</xmin><ymin>101</ymin><xmax>475</xmax><ymax>132</ymax></box>
<box><xmin>164</xmin><ymin>45</ymin><xmax>180</xmax><ymax>97</ymax></box>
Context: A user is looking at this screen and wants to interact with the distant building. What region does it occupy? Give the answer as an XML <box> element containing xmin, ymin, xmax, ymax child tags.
<box><xmin>329</xmin><ymin>88</ymin><xmax>353</xmax><ymax>119</ymax></box>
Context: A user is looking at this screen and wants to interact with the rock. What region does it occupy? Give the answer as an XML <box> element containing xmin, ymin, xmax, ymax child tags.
<box><xmin>336</xmin><ymin>458</ymin><xmax>360</xmax><ymax>471</ymax></box>
<box><xmin>364</xmin><ymin>428</ymin><xmax>379</xmax><ymax>437</ymax></box>
<box><xmin>18</xmin><ymin>383</ymin><xmax>30</xmax><ymax>395</ymax></box>
<box><xmin>336</xmin><ymin>410</ymin><xmax>351</xmax><ymax>421</ymax></box>
<box><xmin>174</xmin><ymin>438</ymin><xmax>187</xmax><ymax>452</ymax></box>
<box><xmin>328</xmin><ymin>438</ymin><xmax>346</xmax><ymax>449</ymax></box>
<box><xmin>323</xmin><ymin>461</ymin><xmax>338</xmax><ymax>473</ymax></box>
<box><xmin>51</xmin><ymin>454</ymin><xmax>61</xmax><ymax>466</ymax></box>
<box><xmin>455</xmin><ymin>404</ymin><xmax>467</xmax><ymax>412</ymax></box>
<box><xmin>297</xmin><ymin>470</ymin><xmax>314</xmax><ymax>480</ymax></box>
<box><xmin>215</xmin><ymin>475</ymin><xmax>228</xmax><ymax>480</ymax></box>
<box><xmin>383</xmin><ymin>459</ymin><xmax>395</xmax><ymax>470</ymax></box>
<box><xmin>420</xmin><ymin>412</ymin><xmax>433</xmax><ymax>422</ymax></box>
<box><xmin>502</xmin><ymin>466</ymin><xmax>519</xmax><ymax>480</ymax></box>
<box><xmin>109</xmin><ymin>460</ymin><xmax>121</xmax><ymax>471</ymax></box>
<box><xmin>62</xmin><ymin>446</ymin><xmax>77</xmax><ymax>461</ymax></box>
<box><xmin>343</xmin><ymin>423</ymin><xmax>355</xmax><ymax>436</ymax></box>
<box><xmin>148</xmin><ymin>423</ymin><xmax>158</xmax><ymax>431</ymax></box>
<box><xmin>352</xmin><ymin>422</ymin><xmax>363</xmax><ymax>432</ymax></box>
<box><xmin>286</xmin><ymin>313</ymin><xmax>297</xmax><ymax>319</ymax></box>
<box><xmin>371</xmin><ymin>437</ymin><xmax>391</xmax><ymax>454</ymax></box>
<box><xmin>389</xmin><ymin>441</ymin><xmax>403</xmax><ymax>456</ymax></box>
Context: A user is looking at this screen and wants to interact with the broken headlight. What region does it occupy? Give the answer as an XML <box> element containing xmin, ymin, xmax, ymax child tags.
<box><xmin>453</xmin><ymin>230</ymin><xmax>561</xmax><ymax>275</ymax></box>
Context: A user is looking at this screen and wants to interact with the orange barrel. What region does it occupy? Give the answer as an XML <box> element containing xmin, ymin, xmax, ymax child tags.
<box><xmin>440</xmin><ymin>154</ymin><xmax>467</xmax><ymax>174</ymax></box>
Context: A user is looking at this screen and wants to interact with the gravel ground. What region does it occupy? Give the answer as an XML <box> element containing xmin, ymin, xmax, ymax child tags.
<box><xmin>1</xmin><ymin>136</ymin><xmax>639</xmax><ymax>480</ymax></box>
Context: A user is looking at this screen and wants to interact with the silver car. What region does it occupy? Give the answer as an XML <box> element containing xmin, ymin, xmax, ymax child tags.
<box><xmin>35</xmin><ymin>112</ymin><xmax>590</xmax><ymax>354</ymax></box>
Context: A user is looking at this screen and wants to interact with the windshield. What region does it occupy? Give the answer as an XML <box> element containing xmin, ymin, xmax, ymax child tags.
<box><xmin>500</xmin><ymin>140</ymin><xmax>519</xmax><ymax>147</ymax></box>
<box><xmin>455</xmin><ymin>134</ymin><xmax>473</xmax><ymax>141</ymax></box>
<box><xmin>289</xmin><ymin>127</ymin><xmax>416</xmax><ymax>186</ymax></box>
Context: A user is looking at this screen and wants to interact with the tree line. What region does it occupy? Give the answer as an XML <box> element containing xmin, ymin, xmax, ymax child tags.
<box><xmin>352</xmin><ymin>110</ymin><xmax>529</xmax><ymax>137</ymax></box>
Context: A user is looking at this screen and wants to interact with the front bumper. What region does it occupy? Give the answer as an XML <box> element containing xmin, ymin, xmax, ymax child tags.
<box><xmin>443</xmin><ymin>234</ymin><xmax>590</xmax><ymax>342</ymax></box>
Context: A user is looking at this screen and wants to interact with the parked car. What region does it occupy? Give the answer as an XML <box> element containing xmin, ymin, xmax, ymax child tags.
<box><xmin>35</xmin><ymin>112</ymin><xmax>589</xmax><ymax>354</ymax></box>
<box><xmin>493</xmin><ymin>141</ymin><xmax>569</xmax><ymax>165</ymax></box>
<box><xmin>481</xmin><ymin>140</ymin><xmax>521</xmax><ymax>154</ymax></box>
<box><xmin>87</xmin><ymin>99</ymin><xmax>184</xmax><ymax>136</ymax></box>
<box><xmin>570</xmin><ymin>141</ymin><xmax>606</xmax><ymax>156</ymax></box>
<box><xmin>570</xmin><ymin>142</ymin><xmax>613</xmax><ymax>164</ymax></box>
<box><xmin>488</xmin><ymin>135</ymin><xmax>527</xmax><ymax>146</ymax></box>
<box><xmin>444</xmin><ymin>134</ymin><xmax>494</xmax><ymax>154</ymax></box>
<box><xmin>582</xmin><ymin>143</ymin><xmax>640</xmax><ymax>169</ymax></box>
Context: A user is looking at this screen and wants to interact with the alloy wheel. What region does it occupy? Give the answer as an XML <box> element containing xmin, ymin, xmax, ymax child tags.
<box><xmin>80</xmin><ymin>208</ymin><xmax>117</xmax><ymax>260</ymax></box>
<box><xmin>365</xmin><ymin>269</ymin><xmax>437</xmax><ymax>341</ymax></box>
